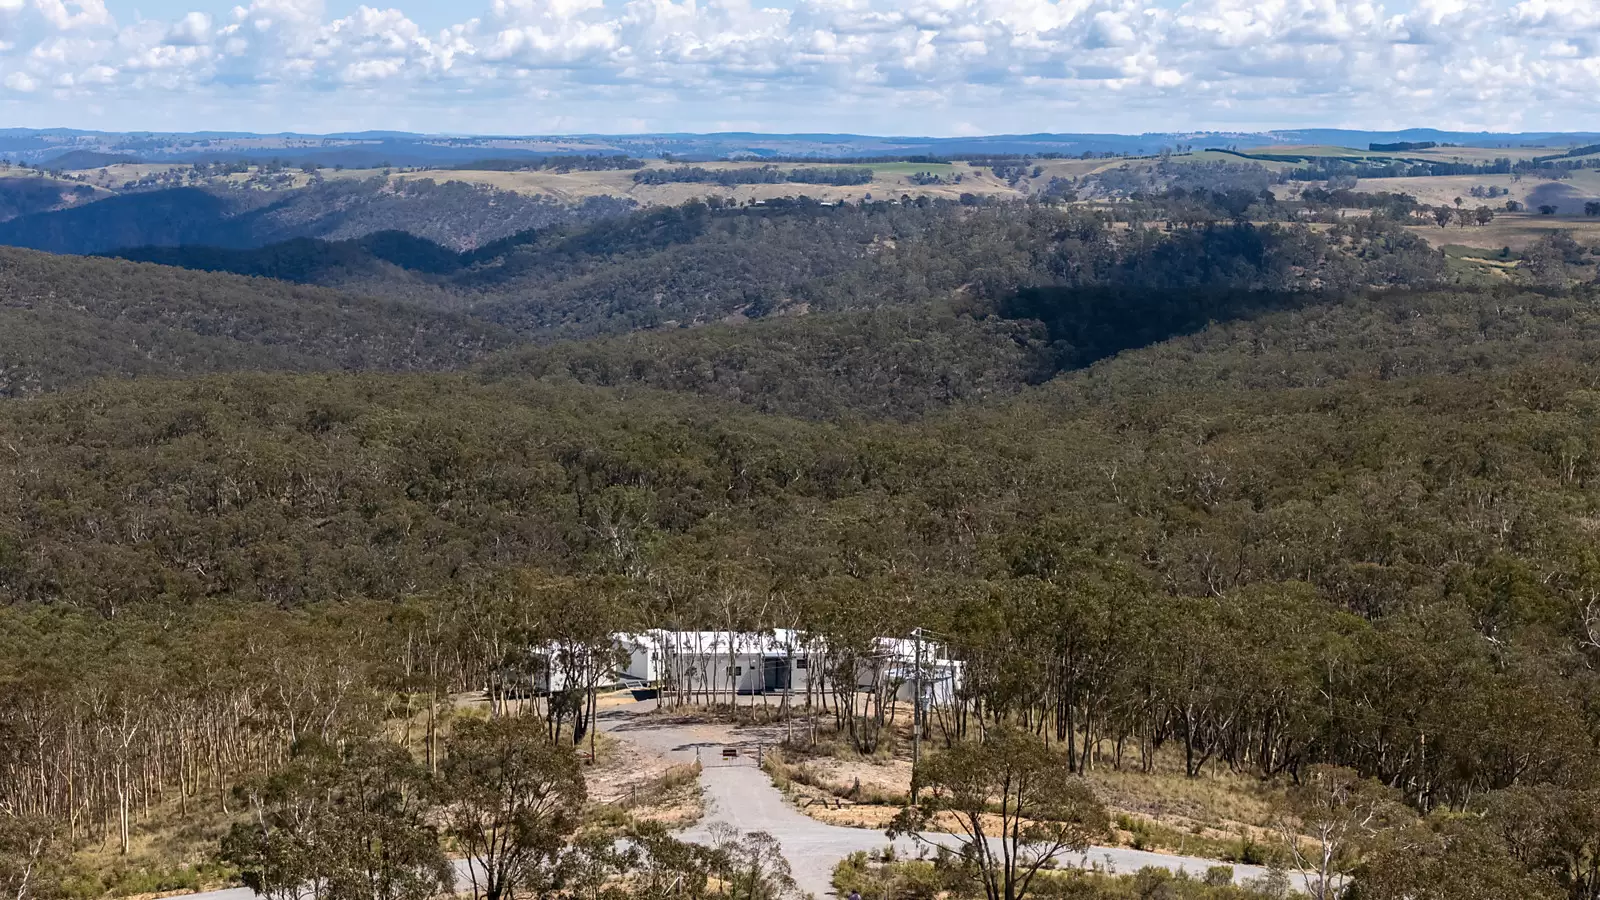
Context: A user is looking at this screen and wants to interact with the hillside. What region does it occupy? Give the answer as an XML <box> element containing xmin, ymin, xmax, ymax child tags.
<box><xmin>0</xmin><ymin>175</ymin><xmax>109</xmax><ymax>220</ymax></box>
<box><xmin>481</xmin><ymin>305</ymin><xmax>1053</xmax><ymax>421</ymax></box>
<box><xmin>0</xmin><ymin>272</ymin><xmax>1598</xmax><ymax>896</ymax></box>
<box><xmin>87</xmin><ymin>201</ymin><xmax>1439</xmax><ymax>346</ymax></box>
<box><xmin>110</xmin><ymin>230</ymin><xmax>466</xmax><ymax>286</ymax></box>
<box><xmin>0</xmin><ymin>248</ymin><xmax>508</xmax><ymax>395</ymax></box>
<box><xmin>0</xmin><ymin>283</ymin><xmax>1591</xmax><ymax>609</ymax></box>
<box><xmin>0</xmin><ymin>179</ymin><xmax>635</xmax><ymax>255</ymax></box>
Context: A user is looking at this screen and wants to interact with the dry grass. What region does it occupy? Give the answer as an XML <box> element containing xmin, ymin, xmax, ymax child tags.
<box><xmin>389</xmin><ymin>162</ymin><xmax>1023</xmax><ymax>207</ymax></box>
<box><xmin>1353</xmin><ymin>170</ymin><xmax>1600</xmax><ymax>209</ymax></box>
<box><xmin>1408</xmin><ymin>146</ymin><xmax>1555</xmax><ymax>163</ymax></box>
<box><xmin>759</xmin><ymin>713</ymin><xmax>1298</xmax><ymax>868</ymax></box>
<box><xmin>1405</xmin><ymin>214</ymin><xmax>1600</xmax><ymax>250</ymax></box>
<box><xmin>584</xmin><ymin>731</ymin><xmax>705</xmax><ymax>828</ymax></box>
<box><xmin>64</xmin><ymin>793</ymin><xmax>240</xmax><ymax>899</ymax></box>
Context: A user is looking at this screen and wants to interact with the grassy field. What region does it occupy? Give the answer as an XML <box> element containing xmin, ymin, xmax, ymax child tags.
<box><xmin>1354</xmin><ymin>170</ymin><xmax>1600</xmax><ymax>208</ymax></box>
<box><xmin>1406</xmin><ymin>213</ymin><xmax>1600</xmax><ymax>250</ymax></box>
<box><xmin>838</xmin><ymin>161</ymin><xmax>960</xmax><ymax>175</ymax></box>
<box><xmin>1409</xmin><ymin>145</ymin><xmax>1554</xmax><ymax>163</ymax></box>
<box><xmin>1250</xmin><ymin>144</ymin><xmax>1377</xmax><ymax>159</ymax></box>
<box><xmin>395</xmin><ymin>160</ymin><xmax>1022</xmax><ymax>205</ymax></box>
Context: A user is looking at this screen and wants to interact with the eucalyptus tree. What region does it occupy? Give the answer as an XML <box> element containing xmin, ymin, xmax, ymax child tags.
<box><xmin>440</xmin><ymin>716</ymin><xmax>585</xmax><ymax>900</ymax></box>
<box><xmin>222</xmin><ymin>738</ymin><xmax>451</xmax><ymax>900</ymax></box>
<box><xmin>889</xmin><ymin>727</ymin><xmax>1110</xmax><ymax>900</ymax></box>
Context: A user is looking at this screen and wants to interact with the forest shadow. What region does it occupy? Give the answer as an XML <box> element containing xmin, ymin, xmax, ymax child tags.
<box><xmin>999</xmin><ymin>285</ymin><xmax>1319</xmax><ymax>374</ymax></box>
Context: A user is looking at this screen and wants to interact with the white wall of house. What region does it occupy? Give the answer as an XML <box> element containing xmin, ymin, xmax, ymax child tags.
<box><xmin>646</xmin><ymin>630</ymin><xmax>822</xmax><ymax>695</ymax></box>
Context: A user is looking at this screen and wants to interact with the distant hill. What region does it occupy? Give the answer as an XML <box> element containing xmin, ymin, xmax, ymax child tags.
<box><xmin>0</xmin><ymin>247</ymin><xmax>510</xmax><ymax>395</ymax></box>
<box><xmin>0</xmin><ymin>180</ymin><xmax>635</xmax><ymax>254</ymax></box>
<box><xmin>100</xmin><ymin>196</ymin><xmax>1445</xmax><ymax>349</ymax></box>
<box><xmin>0</xmin><ymin>176</ymin><xmax>107</xmax><ymax>221</ymax></box>
<box><xmin>0</xmin><ymin>187</ymin><xmax>240</xmax><ymax>253</ymax></box>
<box><xmin>109</xmin><ymin>230</ymin><xmax>469</xmax><ymax>283</ymax></box>
<box><xmin>9</xmin><ymin>127</ymin><xmax>1600</xmax><ymax>165</ymax></box>
<box><xmin>42</xmin><ymin>150</ymin><xmax>142</xmax><ymax>169</ymax></box>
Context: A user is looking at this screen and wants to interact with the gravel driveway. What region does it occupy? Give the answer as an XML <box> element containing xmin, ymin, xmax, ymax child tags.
<box><xmin>597</xmin><ymin>702</ymin><xmax>1313</xmax><ymax>898</ymax></box>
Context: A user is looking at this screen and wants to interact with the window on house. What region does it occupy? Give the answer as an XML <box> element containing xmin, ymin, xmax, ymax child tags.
<box><xmin>727</xmin><ymin>666</ymin><xmax>742</xmax><ymax>677</ymax></box>
<box><xmin>795</xmin><ymin>658</ymin><xmax>809</xmax><ymax>670</ymax></box>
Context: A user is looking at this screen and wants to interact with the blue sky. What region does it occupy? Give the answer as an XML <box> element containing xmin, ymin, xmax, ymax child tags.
<box><xmin>0</xmin><ymin>0</ymin><xmax>1595</xmax><ymax>135</ymax></box>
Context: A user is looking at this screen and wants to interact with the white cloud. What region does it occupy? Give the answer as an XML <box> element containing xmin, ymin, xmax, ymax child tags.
<box><xmin>33</xmin><ymin>0</ymin><xmax>113</xmax><ymax>30</ymax></box>
<box><xmin>0</xmin><ymin>0</ymin><xmax>1595</xmax><ymax>132</ymax></box>
<box><xmin>165</xmin><ymin>11</ymin><xmax>211</xmax><ymax>45</ymax></box>
<box><xmin>1509</xmin><ymin>0</ymin><xmax>1600</xmax><ymax>28</ymax></box>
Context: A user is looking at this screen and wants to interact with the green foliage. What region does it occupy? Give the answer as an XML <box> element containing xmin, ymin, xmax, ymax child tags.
<box><xmin>890</xmin><ymin>728</ymin><xmax>1111</xmax><ymax>900</ymax></box>
<box><xmin>484</xmin><ymin>305</ymin><xmax>1052</xmax><ymax>421</ymax></box>
<box><xmin>0</xmin><ymin>248</ymin><xmax>510</xmax><ymax>396</ymax></box>
<box><xmin>1350</xmin><ymin>812</ymin><xmax>1565</xmax><ymax>900</ymax></box>
<box><xmin>832</xmin><ymin>849</ymin><xmax>971</xmax><ymax>900</ymax></box>
<box><xmin>0</xmin><ymin>179</ymin><xmax>635</xmax><ymax>255</ymax></box>
<box><xmin>440</xmin><ymin>716</ymin><xmax>587</xmax><ymax>900</ymax></box>
<box><xmin>222</xmin><ymin>738</ymin><xmax>452</xmax><ymax>900</ymax></box>
<box><xmin>833</xmin><ymin>857</ymin><xmax>1288</xmax><ymax>900</ymax></box>
<box><xmin>58</xmin><ymin>859</ymin><xmax>234</xmax><ymax>899</ymax></box>
<box><xmin>0</xmin><ymin>813</ymin><xmax>63</xmax><ymax>900</ymax></box>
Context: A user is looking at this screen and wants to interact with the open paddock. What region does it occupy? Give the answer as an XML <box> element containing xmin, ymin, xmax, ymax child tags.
<box><xmin>1406</xmin><ymin>213</ymin><xmax>1600</xmax><ymax>250</ymax></box>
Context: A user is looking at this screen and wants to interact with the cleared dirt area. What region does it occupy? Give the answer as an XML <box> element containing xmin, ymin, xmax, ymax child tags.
<box><xmin>1355</xmin><ymin>171</ymin><xmax>1600</xmax><ymax>210</ymax></box>
<box><xmin>585</xmin><ymin>732</ymin><xmax>705</xmax><ymax>828</ymax></box>
<box><xmin>1406</xmin><ymin>213</ymin><xmax>1600</xmax><ymax>250</ymax></box>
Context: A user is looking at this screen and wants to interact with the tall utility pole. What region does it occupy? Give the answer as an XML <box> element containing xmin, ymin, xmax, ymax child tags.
<box><xmin>911</xmin><ymin>627</ymin><xmax>923</xmax><ymax>804</ymax></box>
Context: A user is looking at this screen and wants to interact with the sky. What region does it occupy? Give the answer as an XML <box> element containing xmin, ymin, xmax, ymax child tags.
<box><xmin>0</xmin><ymin>0</ymin><xmax>1596</xmax><ymax>136</ymax></box>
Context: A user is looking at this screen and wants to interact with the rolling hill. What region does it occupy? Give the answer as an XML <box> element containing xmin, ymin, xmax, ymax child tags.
<box><xmin>0</xmin><ymin>247</ymin><xmax>510</xmax><ymax>395</ymax></box>
<box><xmin>0</xmin><ymin>179</ymin><xmax>635</xmax><ymax>255</ymax></box>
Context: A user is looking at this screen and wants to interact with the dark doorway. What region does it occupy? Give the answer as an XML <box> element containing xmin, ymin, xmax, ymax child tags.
<box><xmin>762</xmin><ymin>657</ymin><xmax>791</xmax><ymax>692</ymax></box>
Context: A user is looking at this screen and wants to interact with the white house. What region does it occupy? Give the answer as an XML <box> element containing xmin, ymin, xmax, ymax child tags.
<box><xmin>641</xmin><ymin>629</ymin><xmax>821</xmax><ymax>696</ymax></box>
<box><xmin>512</xmin><ymin>628</ymin><xmax>963</xmax><ymax>704</ymax></box>
<box><xmin>858</xmin><ymin>636</ymin><xmax>964</xmax><ymax>704</ymax></box>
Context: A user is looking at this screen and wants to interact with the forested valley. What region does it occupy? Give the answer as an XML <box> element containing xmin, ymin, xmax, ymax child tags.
<box><xmin>0</xmin><ymin>189</ymin><xmax>1598</xmax><ymax>900</ymax></box>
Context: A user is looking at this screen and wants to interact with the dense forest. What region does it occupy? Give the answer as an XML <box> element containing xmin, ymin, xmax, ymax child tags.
<box><xmin>97</xmin><ymin>199</ymin><xmax>1447</xmax><ymax>343</ymax></box>
<box><xmin>0</xmin><ymin>248</ymin><xmax>510</xmax><ymax>395</ymax></box>
<box><xmin>0</xmin><ymin>179</ymin><xmax>634</xmax><ymax>254</ymax></box>
<box><xmin>1</xmin><ymin>186</ymin><xmax>1599</xmax><ymax>900</ymax></box>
